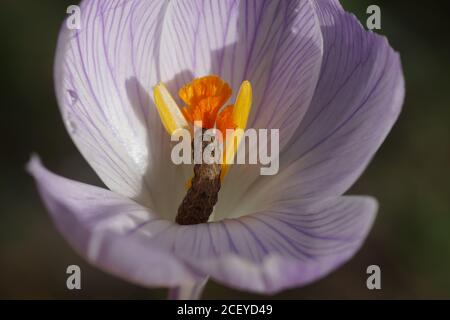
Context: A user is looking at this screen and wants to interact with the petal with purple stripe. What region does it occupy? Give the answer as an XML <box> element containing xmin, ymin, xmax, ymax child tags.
<box><xmin>27</xmin><ymin>156</ymin><xmax>199</xmax><ymax>288</ymax></box>
<box><xmin>160</xmin><ymin>0</ymin><xmax>324</xmax><ymax>219</ymax></box>
<box><xmin>55</xmin><ymin>0</ymin><xmax>173</xmax><ymax>205</ymax></box>
<box><xmin>29</xmin><ymin>156</ymin><xmax>376</xmax><ymax>294</ymax></box>
<box><xmin>243</xmin><ymin>0</ymin><xmax>405</xmax><ymax>208</ymax></box>
<box><xmin>142</xmin><ymin>196</ymin><xmax>377</xmax><ymax>294</ymax></box>
<box><xmin>159</xmin><ymin>0</ymin><xmax>323</xmax><ymax>143</ymax></box>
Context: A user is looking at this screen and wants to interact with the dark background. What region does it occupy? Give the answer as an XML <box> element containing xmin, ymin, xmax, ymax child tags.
<box><xmin>1</xmin><ymin>0</ymin><xmax>449</xmax><ymax>299</ymax></box>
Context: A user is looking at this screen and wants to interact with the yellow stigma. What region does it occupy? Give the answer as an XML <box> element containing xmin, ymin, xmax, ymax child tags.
<box><xmin>153</xmin><ymin>75</ymin><xmax>252</xmax><ymax>179</ymax></box>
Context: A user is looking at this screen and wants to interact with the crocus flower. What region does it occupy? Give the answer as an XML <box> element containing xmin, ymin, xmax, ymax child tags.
<box><xmin>28</xmin><ymin>0</ymin><xmax>404</xmax><ymax>299</ymax></box>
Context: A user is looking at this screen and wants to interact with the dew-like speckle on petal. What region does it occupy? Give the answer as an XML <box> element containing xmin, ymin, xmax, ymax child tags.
<box><xmin>67</xmin><ymin>89</ymin><xmax>78</xmax><ymax>105</ymax></box>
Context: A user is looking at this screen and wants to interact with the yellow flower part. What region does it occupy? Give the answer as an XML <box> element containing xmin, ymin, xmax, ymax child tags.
<box><xmin>220</xmin><ymin>81</ymin><xmax>252</xmax><ymax>178</ymax></box>
<box><xmin>153</xmin><ymin>75</ymin><xmax>252</xmax><ymax>180</ymax></box>
<box><xmin>153</xmin><ymin>82</ymin><xmax>189</xmax><ymax>135</ymax></box>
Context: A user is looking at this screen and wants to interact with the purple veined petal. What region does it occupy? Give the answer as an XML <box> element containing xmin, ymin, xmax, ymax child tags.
<box><xmin>27</xmin><ymin>156</ymin><xmax>200</xmax><ymax>288</ymax></box>
<box><xmin>241</xmin><ymin>0</ymin><xmax>405</xmax><ymax>209</ymax></box>
<box><xmin>159</xmin><ymin>0</ymin><xmax>323</xmax><ymax>141</ymax></box>
<box><xmin>45</xmin><ymin>0</ymin><xmax>392</xmax><ymax>296</ymax></box>
<box><xmin>150</xmin><ymin>195</ymin><xmax>377</xmax><ymax>294</ymax></box>
<box><xmin>160</xmin><ymin>0</ymin><xmax>323</xmax><ymax>219</ymax></box>
<box><xmin>29</xmin><ymin>156</ymin><xmax>376</xmax><ymax>294</ymax></box>
<box><xmin>55</xmin><ymin>0</ymin><xmax>191</xmax><ymax>216</ymax></box>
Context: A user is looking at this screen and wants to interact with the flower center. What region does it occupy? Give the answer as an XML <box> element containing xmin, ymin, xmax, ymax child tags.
<box><xmin>153</xmin><ymin>75</ymin><xmax>252</xmax><ymax>225</ymax></box>
<box><xmin>179</xmin><ymin>75</ymin><xmax>235</xmax><ymax>132</ymax></box>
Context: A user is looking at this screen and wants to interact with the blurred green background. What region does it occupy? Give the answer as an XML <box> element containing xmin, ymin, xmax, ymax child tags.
<box><xmin>1</xmin><ymin>0</ymin><xmax>449</xmax><ymax>299</ymax></box>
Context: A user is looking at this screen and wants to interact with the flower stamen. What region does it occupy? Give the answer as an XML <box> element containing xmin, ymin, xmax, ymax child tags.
<box><xmin>153</xmin><ymin>75</ymin><xmax>252</xmax><ymax>225</ymax></box>
<box><xmin>153</xmin><ymin>82</ymin><xmax>189</xmax><ymax>135</ymax></box>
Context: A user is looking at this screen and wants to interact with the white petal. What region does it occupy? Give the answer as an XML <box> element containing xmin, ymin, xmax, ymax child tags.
<box><xmin>158</xmin><ymin>0</ymin><xmax>324</xmax><ymax>219</ymax></box>
<box><xmin>242</xmin><ymin>0</ymin><xmax>405</xmax><ymax>209</ymax></box>
<box><xmin>55</xmin><ymin>0</ymin><xmax>172</xmax><ymax>207</ymax></box>
<box><xmin>27</xmin><ymin>156</ymin><xmax>199</xmax><ymax>287</ymax></box>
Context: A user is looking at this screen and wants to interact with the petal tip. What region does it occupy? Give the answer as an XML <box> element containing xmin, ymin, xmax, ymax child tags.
<box><xmin>26</xmin><ymin>153</ymin><xmax>43</xmax><ymax>177</ymax></box>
